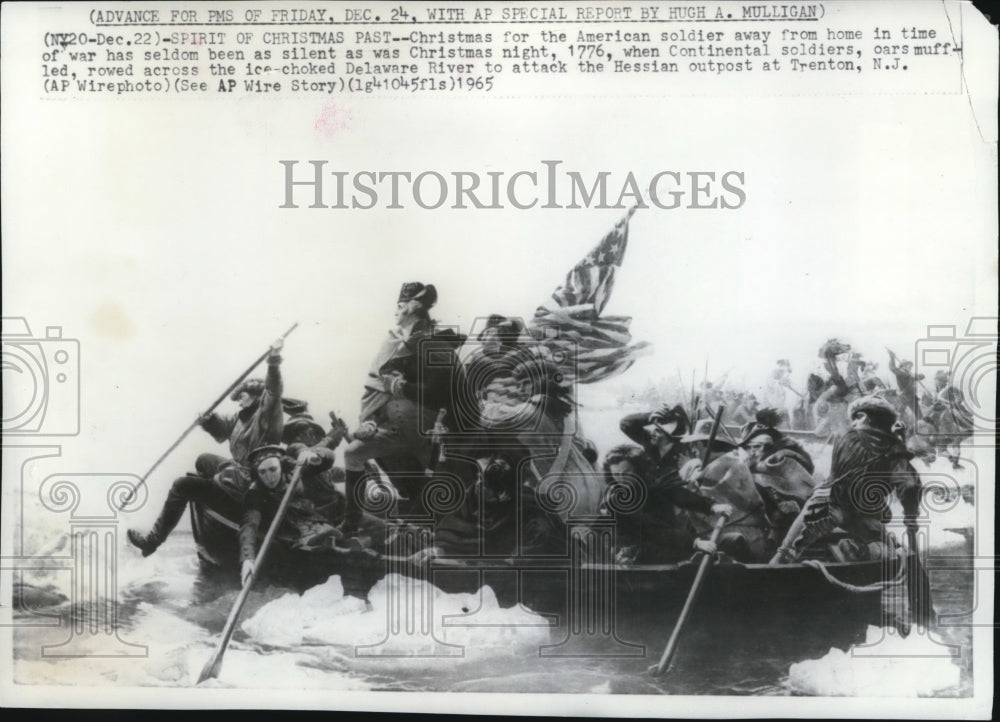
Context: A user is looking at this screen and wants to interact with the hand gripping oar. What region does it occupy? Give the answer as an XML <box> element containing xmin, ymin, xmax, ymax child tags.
<box><xmin>649</xmin><ymin>404</ymin><xmax>727</xmax><ymax>677</ymax></box>
<box><xmin>649</xmin><ymin>513</ymin><xmax>729</xmax><ymax>676</ymax></box>
<box><xmin>118</xmin><ymin>323</ymin><xmax>299</xmax><ymax>511</ymax></box>
<box><xmin>197</xmin><ymin>461</ymin><xmax>304</xmax><ymax>684</ymax></box>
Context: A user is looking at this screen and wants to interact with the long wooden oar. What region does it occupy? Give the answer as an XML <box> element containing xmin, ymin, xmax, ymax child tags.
<box><xmin>649</xmin><ymin>513</ymin><xmax>728</xmax><ymax>676</ymax></box>
<box><xmin>650</xmin><ymin>406</ymin><xmax>727</xmax><ymax>676</ymax></box>
<box><xmin>906</xmin><ymin>528</ymin><xmax>935</xmax><ymax>630</ymax></box>
<box><xmin>700</xmin><ymin>405</ymin><xmax>726</xmax><ymax>466</ymax></box>
<box><xmin>197</xmin><ymin>462</ymin><xmax>304</xmax><ymax>684</ymax></box>
<box><xmin>119</xmin><ymin>323</ymin><xmax>299</xmax><ymax>511</ymax></box>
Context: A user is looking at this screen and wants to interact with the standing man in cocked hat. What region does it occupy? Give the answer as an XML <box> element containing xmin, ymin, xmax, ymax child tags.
<box><xmin>340</xmin><ymin>282</ymin><xmax>466</xmax><ymax>533</ymax></box>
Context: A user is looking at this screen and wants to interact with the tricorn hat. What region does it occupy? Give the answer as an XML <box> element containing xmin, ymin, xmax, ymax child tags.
<box><xmin>398</xmin><ymin>282</ymin><xmax>437</xmax><ymax>307</ymax></box>
<box><xmin>247</xmin><ymin>444</ymin><xmax>286</xmax><ymax>469</ymax></box>
<box><xmin>738</xmin><ymin>408</ymin><xmax>785</xmax><ymax>446</ymax></box>
<box><xmin>282</xmin><ymin>414</ymin><xmax>325</xmax><ymax>443</ymax></box>
<box><xmin>680</xmin><ymin>418</ymin><xmax>737</xmax><ymax>451</ymax></box>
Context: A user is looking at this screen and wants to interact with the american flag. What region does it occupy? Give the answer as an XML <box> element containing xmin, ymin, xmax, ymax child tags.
<box><xmin>511</xmin><ymin>208</ymin><xmax>651</xmax><ymax>520</ymax></box>
<box><xmin>530</xmin><ymin>207</ymin><xmax>652</xmax><ymax>385</ymax></box>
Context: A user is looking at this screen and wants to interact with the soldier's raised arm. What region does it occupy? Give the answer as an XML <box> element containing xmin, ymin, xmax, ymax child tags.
<box><xmin>620</xmin><ymin>411</ymin><xmax>653</xmax><ymax>445</ymax></box>
<box><xmin>259</xmin><ymin>338</ymin><xmax>284</xmax><ymax>434</ymax></box>
<box><xmin>887</xmin><ymin>349</ymin><xmax>900</xmax><ymax>374</ymax></box>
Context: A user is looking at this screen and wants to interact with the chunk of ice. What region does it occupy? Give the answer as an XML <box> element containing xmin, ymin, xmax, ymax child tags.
<box><xmin>788</xmin><ymin>625</ymin><xmax>961</xmax><ymax>696</ymax></box>
<box><xmin>241</xmin><ymin>574</ymin><xmax>551</xmax><ymax>656</ymax></box>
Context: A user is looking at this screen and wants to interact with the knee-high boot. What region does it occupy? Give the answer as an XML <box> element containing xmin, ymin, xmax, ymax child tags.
<box><xmin>126</xmin><ymin>476</ymin><xmax>194</xmax><ymax>557</ymax></box>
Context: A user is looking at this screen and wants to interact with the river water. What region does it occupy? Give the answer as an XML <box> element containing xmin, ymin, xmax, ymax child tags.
<box><xmin>12</xmin><ymin>456</ymin><xmax>976</xmax><ymax>698</ymax></box>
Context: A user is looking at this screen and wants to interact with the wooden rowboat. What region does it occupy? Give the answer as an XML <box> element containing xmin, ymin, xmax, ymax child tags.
<box><xmin>190</xmin><ymin>501</ymin><xmax>899</xmax><ymax>637</ymax></box>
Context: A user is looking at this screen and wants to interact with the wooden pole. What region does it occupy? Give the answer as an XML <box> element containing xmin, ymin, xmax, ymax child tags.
<box><xmin>650</xmin><ymin>514</ymin><xmax>728</xmax><ymax>676</ymax></box>
<box><xmin>197</xmin><ymin>462</ymin><xmax>304</xmax><ymax>684</ymax></box>
<box><xmin>119</xmin><ymin>323</ymin><xmax>298</xmax><ymax>511</ymax></box>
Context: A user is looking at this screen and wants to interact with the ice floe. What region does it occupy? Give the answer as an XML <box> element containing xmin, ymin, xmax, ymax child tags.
<box><xmin>241</xmin><ymin>574</ymin><xmax>552</xmax><ymax>657</ymax></box>
<box><xmin>788</xmin><ymin>625</ymin><xmax>961</xmax><ymax>696</ymax></box>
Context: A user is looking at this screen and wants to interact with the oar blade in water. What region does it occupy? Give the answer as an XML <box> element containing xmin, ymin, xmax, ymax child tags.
<box><xmin>197</xmin><ymin>652</ymin><xmax>223</xmax><ymax>684</ymax></box>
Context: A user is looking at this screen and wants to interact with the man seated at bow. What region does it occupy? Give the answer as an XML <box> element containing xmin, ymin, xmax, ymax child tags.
<box><xmin>770</xmin><ymin>396</ymin><xmax>922</xmax><ymax>565</ymax></box>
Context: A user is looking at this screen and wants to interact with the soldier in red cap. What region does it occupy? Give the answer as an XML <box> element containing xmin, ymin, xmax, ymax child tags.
<box><xmin>340</xmin><ymin>282</ymin><xmax>466</xmax><ymax>532</ymax></box>
<box><xmin>770</xmin><ymin>395</ymin><xmax>922</xmax><ymax>564</ymax></box>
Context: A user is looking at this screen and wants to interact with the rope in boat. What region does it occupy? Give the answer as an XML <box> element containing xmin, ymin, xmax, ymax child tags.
<box><xmin>802</xmin><ymin>552</ymin><xmax>906</xmax><ymax>593</ymax></box>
